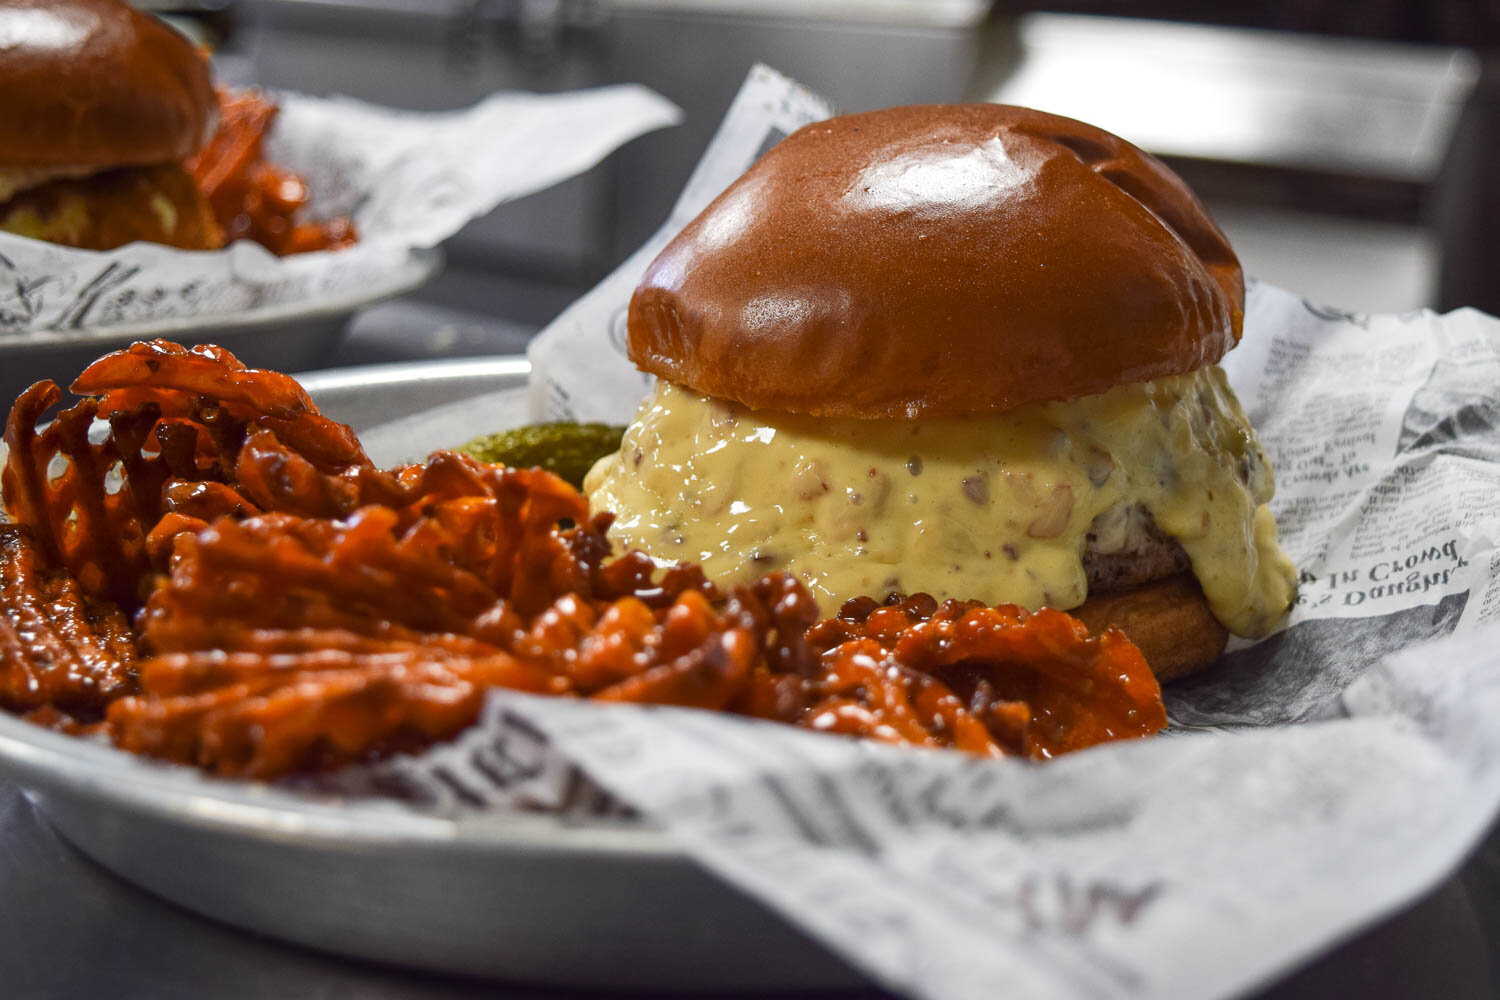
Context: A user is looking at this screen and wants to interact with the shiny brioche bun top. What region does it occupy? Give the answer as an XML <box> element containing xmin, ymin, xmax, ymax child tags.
<box><xmin>0</xmin><ymin>0</ymin><xmax>216</xmax><ymax>170</ymax></box>
<box><xmin>628</xmin><ymin>104</ymin><xmax>1244</xmax><ymax>418</ymax></box>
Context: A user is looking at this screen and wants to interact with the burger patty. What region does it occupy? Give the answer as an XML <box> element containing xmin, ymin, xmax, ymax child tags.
<box><xmin>1083</xmin><ymin>503</ymin><xmax>1193</xmax><ymax>594</ymax></box>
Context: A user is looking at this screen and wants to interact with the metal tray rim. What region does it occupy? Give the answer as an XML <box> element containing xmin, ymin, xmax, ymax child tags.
<box><xmin>294</xmin><ymin>354</ymin><xmax>533</xmax><ymax>393</ymax></box>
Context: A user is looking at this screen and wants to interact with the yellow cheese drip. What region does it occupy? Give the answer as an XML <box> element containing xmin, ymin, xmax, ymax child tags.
<box><xmin>585</xmin><ymin>368</ymin><xmax>1296</xmax><ymax>637</ymax></box>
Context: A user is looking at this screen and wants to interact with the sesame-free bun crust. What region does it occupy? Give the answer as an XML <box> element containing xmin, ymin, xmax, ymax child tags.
<box><xmin>629</xmin><ymin>104</ymin><xmax>1244</xmax><ymax>418</ymax></box>
<box><xmin>0</xmin><ymin>0</ymin><xmax>215</xmax><ymax>170</ymax></box>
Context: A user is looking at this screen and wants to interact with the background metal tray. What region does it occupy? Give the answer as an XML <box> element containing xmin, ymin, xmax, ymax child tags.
<box><xmin>0</xmin><ymin>248</ymin><xmax>441</xmax><ymax>407</ymax></box>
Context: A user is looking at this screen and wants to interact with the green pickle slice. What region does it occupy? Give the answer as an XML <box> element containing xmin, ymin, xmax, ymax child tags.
<box><xmin>458</xmin><ymin>423</ymin><xmax>624</xmax><ymax>489</ymax></box>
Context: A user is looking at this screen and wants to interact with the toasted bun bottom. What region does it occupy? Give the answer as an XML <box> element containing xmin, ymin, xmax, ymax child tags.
<box><xmin>1071</xmin><ymin>574</ymin><xmax>1229</xmax><ymax>684</ymax></box>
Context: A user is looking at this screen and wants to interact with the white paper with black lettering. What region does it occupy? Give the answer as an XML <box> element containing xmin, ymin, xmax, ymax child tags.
<box><xmin>499</xmin><ymin>668</ymin><xmax>1499</xmax><ymax>1000</ymax></box>
<box><xmin>525</xmin><ymin>64</ymin><xmax>834</xmax><ymax>422</ymax></box>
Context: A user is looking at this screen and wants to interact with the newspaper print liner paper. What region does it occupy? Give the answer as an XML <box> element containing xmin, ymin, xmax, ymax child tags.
<box><xmin>0</xmin><ymin>85</ymin><xmax>681</xmax><ymax>336</ymax></box>
<box><xmin>316</xmin><ymin>65</ymin><xmax>1500</xmax><ymax>999</ymax></box>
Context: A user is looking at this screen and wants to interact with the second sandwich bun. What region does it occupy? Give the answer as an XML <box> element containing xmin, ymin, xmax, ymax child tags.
<box><xmin>0</xmin><ymin>0</ymin><xmax>216</xmax><ymax>172</ymax></box>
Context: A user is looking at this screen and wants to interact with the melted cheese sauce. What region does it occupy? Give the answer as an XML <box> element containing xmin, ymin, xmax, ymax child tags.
<box><xmin>585</xmin><ymin>368</ymin><xmax>1296</xmax><ymax>637</ymax></box>
<box><xmin>0</xmin><ymin>194</ymin><xmax>90</xmax><ymax>244</ymax></box>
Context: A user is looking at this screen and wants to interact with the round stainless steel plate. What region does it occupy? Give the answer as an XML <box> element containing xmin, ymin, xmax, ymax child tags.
<box><xmin>3</xmin><ymin>359</ymin><xmax>860</xmax><ymax>991</ymax></box>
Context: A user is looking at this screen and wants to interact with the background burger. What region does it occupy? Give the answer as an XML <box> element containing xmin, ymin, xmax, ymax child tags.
<box><xmin>0</xmin><ymin>0</ymin><xmax>222</xmax><ymax>251</ymax></box>
<box><xmin>586</xmin><ymin>103</ymin><xmax>1297</xmax><ymax>681</ymax></box>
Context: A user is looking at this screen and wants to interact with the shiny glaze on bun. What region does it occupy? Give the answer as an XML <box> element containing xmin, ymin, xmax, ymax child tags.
<box><xmin>0</xmin><ymin>0</ymin><xmax>215</xmax><ymax>169</ymax></box>
<box><xmin>629</xmin><ymin>104</ymin><xmax>1244</xmax><ymax>418</ymax></box>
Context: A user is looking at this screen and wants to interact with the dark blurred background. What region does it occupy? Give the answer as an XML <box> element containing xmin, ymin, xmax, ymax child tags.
<box><xmin>143</xmin><ymin>0</ymin><xmax>1499</xmax><ymax>360</ymax></box>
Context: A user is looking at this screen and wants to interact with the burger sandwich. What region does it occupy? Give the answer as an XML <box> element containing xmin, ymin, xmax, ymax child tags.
<box><xmin>586</xmin><ymin>104</ymin><xmax>1297</xmax><ymax>681</ymax></box>
<box><xmin>0</xmin><ymin>0</ymin><xmax>222</xmax><ymax>251</ymax></box>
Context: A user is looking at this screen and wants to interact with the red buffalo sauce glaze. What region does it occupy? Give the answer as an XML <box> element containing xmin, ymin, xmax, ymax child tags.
<box><xmin>0</xmin><ymin>341</ymin><xmax>1166</xmax><ymax>778</ymax></box>
<box><xmin>0</xmin><ymin>526</ymin><xmax>136</xmax><ymax>729</ymax></box>
<box><xmin>745</xmin><ymin>593</ymin><xmax>1166</xmax><ymax>759</ymax></box>
<box><xmin>187</xmin><ymin>89</ymin><xmax>357</xmax><ymax>255</ymax></box>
